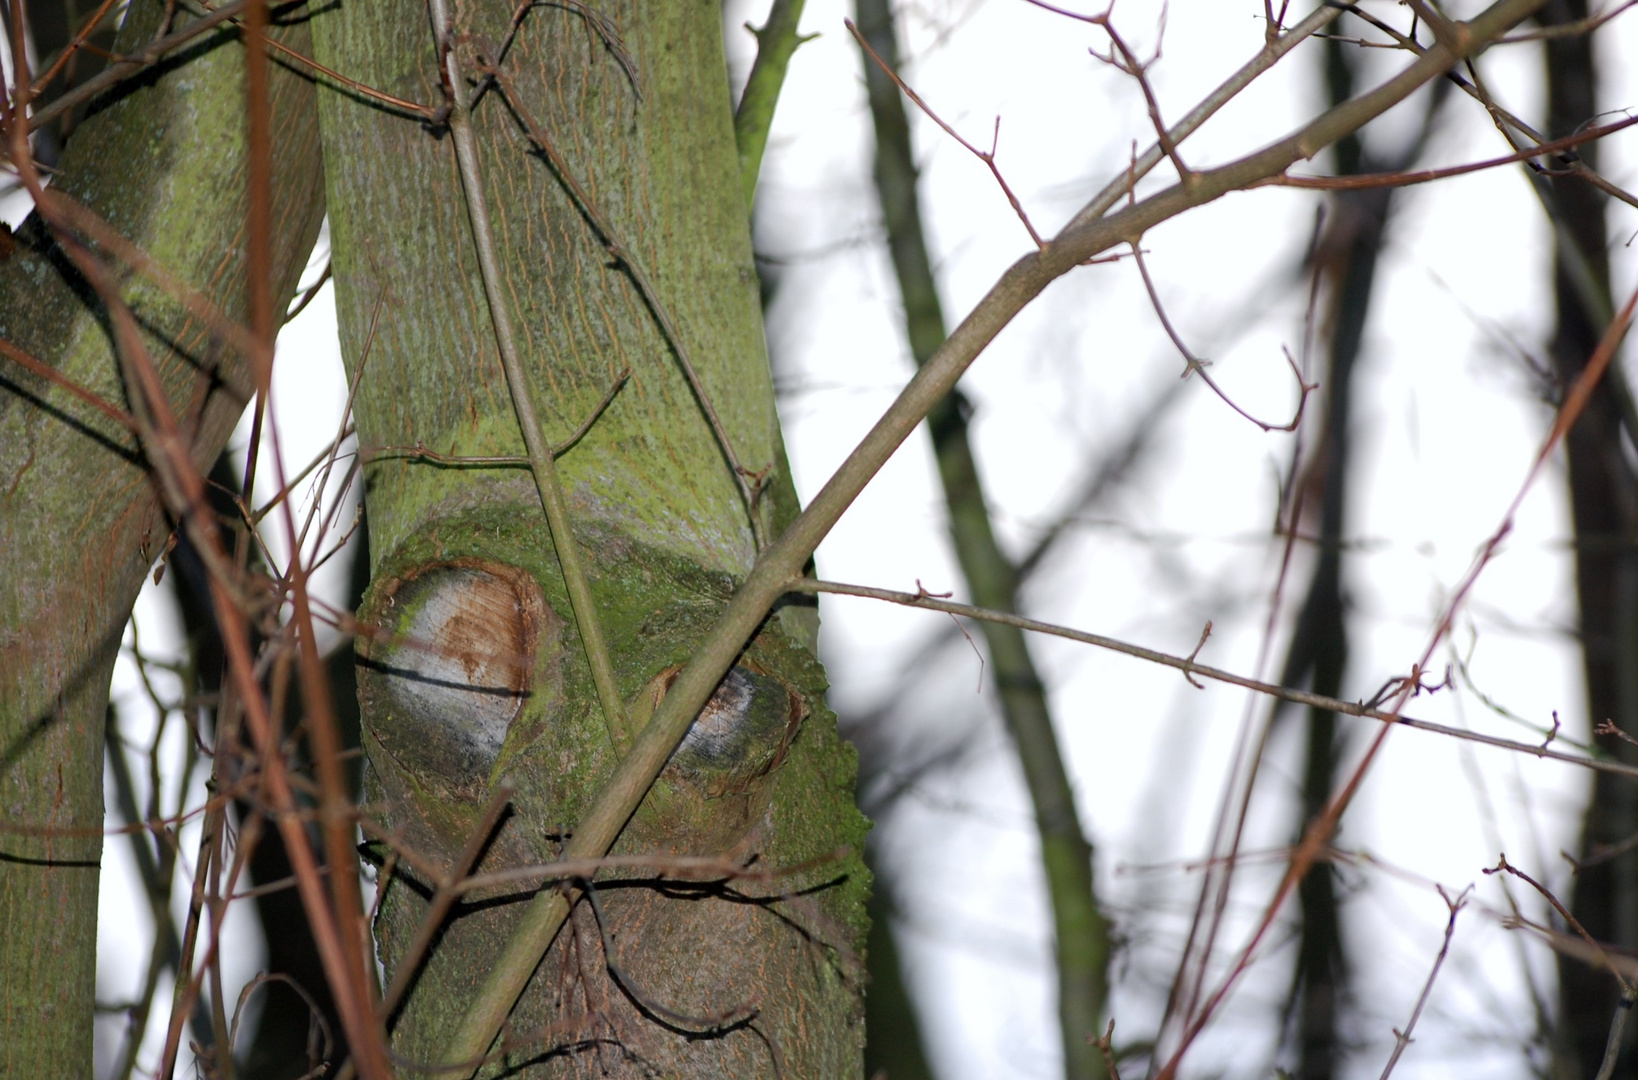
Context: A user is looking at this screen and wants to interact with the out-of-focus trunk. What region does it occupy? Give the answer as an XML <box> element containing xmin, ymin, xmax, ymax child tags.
<box><xmin>1542</xmin><ymin>3</ymin><xmax>1636</xmax><ymax>1077</ymax></box>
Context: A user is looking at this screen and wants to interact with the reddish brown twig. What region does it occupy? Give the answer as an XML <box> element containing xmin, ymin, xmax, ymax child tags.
<box><xmin>284</xmin><ymin>260</ymin><xmax>333</xmax><ymax>325</ymax></box>
<box><xmin>28</xmin><ymin>0</ymin><xmax>122</xmax><ymax>96</ymax></box>
<box><xmin>1261</xmin><ymin>113</ymin><xmax>1638</xmax><ymax>191</ymax></box>
<box><xmin>845</xmin><ymin>18</ymin><xmax>1043</xmax><ymax>247</ymax></box>
<box><xmin>5</xmin><ymin>37</ymin><xmax>390</xmax><ymax>1077</ymax></box>
<box><xmin>27</xmin><ymin>0</ymin><xmax>259</xmax><ymax>133</ymax></box>
<box><xmin>0</xmin><ymin>332</ymin><xmax>135</xmax><ymax>429</ymax></box>
<box><xmin>1096</xmin><ymin>1018</ymin><xmax>1124</xmax><ymax>1080</ymax></box>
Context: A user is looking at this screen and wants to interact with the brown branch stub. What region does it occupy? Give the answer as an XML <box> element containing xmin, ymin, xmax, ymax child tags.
<box><xmin>1183</xmin><ymin>620</ymin><xmax>1212</xmax><ymax>688</ymax></box>
<box><xmin>1096</xmin><ymin>1018</ymin><xmax>1124</xmax><ymax>1080</ymax></box>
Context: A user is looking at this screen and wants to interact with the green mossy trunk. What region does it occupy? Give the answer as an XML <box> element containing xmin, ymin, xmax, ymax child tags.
<box><xmin>309</xmin><ymin>2</ymin><xmax>868</xmax><ymax>1075</ymax></box>
<box><xmin>0</xmin><ymin>3</ymin><xmax>325</xmax><ymax>1071</ymax></box>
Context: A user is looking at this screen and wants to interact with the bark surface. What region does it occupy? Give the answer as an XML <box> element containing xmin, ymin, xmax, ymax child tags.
<box><xmin>0</xmin><ymin>3</ymin><xmax>325</xmax><ymax>1071</ymax></box>
<box><xmin>310</xmin><ymin>2</ymin><xmax>868</xmax><ymax>1076</ymax></box>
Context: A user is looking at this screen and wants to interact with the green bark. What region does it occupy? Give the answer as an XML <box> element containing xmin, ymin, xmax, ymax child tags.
<box><xmin>733</xmin><ymin>0</ymin><xmax>811</xmax><ymax>211</ymax></box>
<box><xmin>309</xmin><ymin>1</ymin><xmax>867</xmax><ymax>1075</ymax></box>
<box><xmin>0</xmin><ymin>3</ymin><xmax>325</xmax><ymax>1071</ymax></box>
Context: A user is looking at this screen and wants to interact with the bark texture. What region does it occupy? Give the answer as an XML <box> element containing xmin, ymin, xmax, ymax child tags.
<box><xmin>310</xmin><ymin>2</ymin><xmax>867</xmax><ymax>1076</ymax></box>
<box><xmin>0</xmin><ymin>3</ymin><xmax>325</xmax><ymax>1071</ymax></box>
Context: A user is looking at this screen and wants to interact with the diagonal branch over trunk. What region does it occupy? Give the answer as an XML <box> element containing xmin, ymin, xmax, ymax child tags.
<box><xmin>445</xmin><ymin>0</ymin><xmax>1555</xmax><ymax>1069</ymax></box>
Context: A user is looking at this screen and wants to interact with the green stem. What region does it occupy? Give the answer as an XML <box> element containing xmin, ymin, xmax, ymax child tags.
<box><xmin>441</xmin><ymin>1</ymin><xmax>1550</xmax><ymax>1067</ymax></box>
<box><xmin>429</xmin><ymin>0</ymin><xmax>630</xmax><ymax>750</ymax></box>
<box><xmin>733</xmin><ymin>0</ymin><xmax>813</xmax><ymax>211</ymax></box>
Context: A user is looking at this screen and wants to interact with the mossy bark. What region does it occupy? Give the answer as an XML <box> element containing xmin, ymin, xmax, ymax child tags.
<box><xmin>309</xmin><ymin>2</ymin><xmax>868</xmax><ymax>1075</ymax></box>
<box><xmin>0</xmin><ymin>2</ymin><xmax>325</xmax><ymax>1071</ymax></box>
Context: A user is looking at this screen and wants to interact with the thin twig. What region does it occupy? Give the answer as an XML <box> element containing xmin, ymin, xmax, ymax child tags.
<box><xmin>379</xmin><ymin>784</ymin><xmax>515</xmax><ymax>1023</ymax></box>
<box><xmin>1330</xmin><ymin>1</ymin><xmax>1638</xmax><ymax>212</ymax></box>
<box><xmin>1065</xmin><ymin>2</ymin><xmax>1342</xmax><ymax>232</ymax></box>
<box><xmin>1377</xmin><ymin>885</ymin><xmax>1470</xmax><ymax>1079</ymax></box>
<box><xmin>1497</xmin><ymin>0</ymin><xmax>1638</xmax><ymax>39</ymax></box>
<box><xmin>495</xmin><ymin>0</ymin><xmax>640</xmax><ymax>101</ymax></box>
<box><xmin>1096</xmin><ymin>1019</ymin><xmax>1124</xmax><ymax>1080</ymax></box>
<box><xmin>284</xmin><ymin>260</ymin><xmax>333</xmax><ymax>325</ymax></box>
<box><xmin>475</xmin><ymin>57</ymin><xmax>769</xmax><ymax>547</ymax></box>
<box><xmin>1262</xmin><ymin>113</ymin><xmax>1638</xmax><ymax>191</ymax></box>
<box><xmin>787</xmin><ymin>577</ymin><xmax>1638</xmax><ymax>779</ymax></box>
<box><xmin>581</xmin><ymin>880</ymin><xmax>758</xmax><ymax>1031</ymax></box>
<box><xmin>28</xmin><ymin>0</ymin><xmax>123</xmax><ymax>96</ymax></box>
<box><xmin>185</xmin><ymin>0</ymin><xmax>442</xmax><ymax>120</ymax></box>
<box><xmin>28</xmin><ymin>0</ymin><xmax>259</xmax><ymax>132</ymax></box>
<box><xmin>1597</xmin><ymin>989</ymin><xmax>1638</xmax><ymax>1080</ymax></box>
<box><xmin>362</xmin><ymin>366</ymin><xmax>628</xmax><ymax>469</ymax></box>
<box><xmin>446</xmin><ymin>4</ymin><xmax>1555</xmax><ymax>1071</ymax></box>
<box><xmin>252</xmin><ymin>428</ymin><xmax>357</xmax><ymax>523</ymax></box>
<box><xmin>1486</xmin><ymin>855</ymin><xmax>1631</xmax><ymax>992</ymax></box>
<box><xmin>451</xmin><ymin>847</ymin><xmax>847</xmax><ymax>897</ymax></box>
<box><xmin>1130</xmin><ymin>243</ymin><xmax>1314</xmax><ymax>431</ymax></box>
<box><xmin>35</xmin><ymin>188</ymin><xmax>263</xmax><ymax>396</ymax></box>
<box><xmin>6</xmin><ymin>78</ymin><xmax>391</xmax><ymax>1080</ymax></box>
<box><xmin>1082</xmin><ymin>4</ymin><xmax>1196</xmax><ymax>188</ymax></box>
<box><xmin>0</xmin><ymin>332</ymin><xmax>136</xmax><ymax>429</ymax></box>
<box><xmin>1157</xmin><ymin>265</ymin><xmax>1638</xmax><ymax>1080</ymax></box>
<box><xmin>845</xmin><ymin>18</ymin><xmax>1043</xmax><ymax>247</ymax></box>
<box><xmin>431</xmin><ymin>1</ymin><xmax>632</xmax><ymax>750</ymax></box>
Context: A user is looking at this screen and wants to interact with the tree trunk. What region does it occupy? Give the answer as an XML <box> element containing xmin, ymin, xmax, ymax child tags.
<box><xmin>1541</xmin><ymin>3</ymin><xmax>1636</xmax><ymax>1076</ymax></box>
<box><xmin>309</xmin><ymin>1</ymin><xmax>868</xmax><ymax>1075</ymax></box>
<box><xmin>0</xmin><ymin>3</ymin><xmax>324</xmax><ymax>1071</ymax></box>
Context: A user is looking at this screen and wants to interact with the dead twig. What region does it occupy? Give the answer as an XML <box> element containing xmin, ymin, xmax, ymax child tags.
<box><xmin>786</xmin><ymin>577</ymin><xmax>1638</xmax><ymax>781</ymax></box>
<box><xmin>1377</xmin><ymin>885</ymin><xmax>1471</xmax><ymax>1079</ymax></box>
<box><xmin>845</xmin><ymin>18</ymin><xmax>1043</xmax><ymax>247</ymax></box>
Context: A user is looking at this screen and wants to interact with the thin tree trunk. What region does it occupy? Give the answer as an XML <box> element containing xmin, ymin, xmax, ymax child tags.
<box><xmin>1272</xmin><ymin>31</ymin><xmax>1415</xmax><ymax>1079</ymax></box>
<box><xmin>852</xmin><ymin>1</ymin><xmax>1109</xmax><ymax>1075</ymax></box>
<box><xmin>0</xmin><ymin>3</ymin><xmax>324</xmax><ymax>1071</ymax></box>
<box><xmin>864</xmin><ymin>882</ymin><xmax>937</xmax><ymax>1080</ymax></box>
<box><xmin>309</xmin><ymin>1</ymin><xmax>868</xmax><ymax>1074</ymax></box>
<box><xmin>1542</xmin><ymin>3</ymin><xmax>1636</xmax><ymax>1076</ymax></box>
